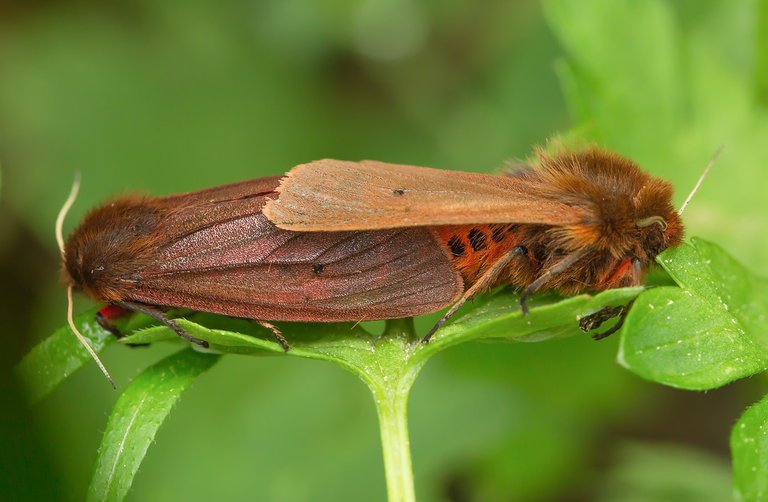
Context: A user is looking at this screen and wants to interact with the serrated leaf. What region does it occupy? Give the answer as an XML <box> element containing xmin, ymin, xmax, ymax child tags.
<box><xmin>15</xmin><ymin>307</ymin><xmax>115</xmax><ymax>402</ymax></box>
<box><xmin>732</xmin><ymin>393</ymin><xmax>768</xmax><ymax>502</ymax></box>
<box><xmin>619</xmin><ymin>238</ymin><xmax>768</xmax><ymax>390</ymax></box>
<box><xmin>87</xmin><ymin>348</ymin><xmax>219</xmax><ymax>502</ymax></box>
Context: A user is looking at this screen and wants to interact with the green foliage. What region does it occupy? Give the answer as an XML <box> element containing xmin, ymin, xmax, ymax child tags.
<box><xmin>16</xmin><ymin>307</ymin><xmax>115</xmax><ymax>403</ymax></box>
<box><xmin>88</xmin><ymin>349</ymin><xmax>219</xmax><ymax>502</ymax></box>
<box><xmin>620</xmin><ymin>239</ymin><xmax>768</xmax><ymax>390</ymax></box>
<box><xmin>18</xmin><ymin>287</ymin><xmax>638</xmax><ymax>501</ymax></box>
<box><xmin>732</xmin><ymin>393</ymin><xmax>768</xmax><ymax>502</ymax></box>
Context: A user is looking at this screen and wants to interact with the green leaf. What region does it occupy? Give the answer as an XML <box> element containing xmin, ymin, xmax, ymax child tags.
<box><xmin>87</xmin><ymin>348</ymin><xmax>219</xmax><ymax>502</ymax></box>
<box><xmin>15</xmin><ymin>307</ymin><xmax>115</xmax><ymax>403</ymax></box>
<box><xmin>732</xmin><ymin>393</ymin><xmax>768</xmax><ymax>502</ymax></box>
<box><xmin>619</xmin><ymin>238</ymin><xmax>768</xmax><ymax>390</ymax></box>
<box><xmin>117</xmin><ymin>287</ymin><xmax>643</xmax><ymax>375</ymax></box>
<box><xmin>114</xmin><ymin>287</ymin><xmax>640</xmax><ymax>501</ymax></box>
<box><xmin>31</xmin><ymin>282</ymin><xmax>641</xmax><ymax>502</ymax></box>
<box><xmin>411</xmin><ymin>287</ymin><xmax>641</xmax><ymax>363</ymax></box>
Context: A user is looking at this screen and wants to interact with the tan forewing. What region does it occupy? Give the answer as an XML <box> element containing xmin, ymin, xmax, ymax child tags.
<box><xmin>264</xmin><ymin>159</ymin><xmax>587</xmax><ymax>231</ymax></box>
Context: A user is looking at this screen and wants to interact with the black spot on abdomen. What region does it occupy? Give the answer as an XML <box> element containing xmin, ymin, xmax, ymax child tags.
<box><xmin>467</xmin><ymin>228</ymin><xmax>488</xmax><ymax>251</ymax></box>
<box><xmin>448</xmin><ymin>236</ymin><xmax>465</xmax><ymax>257</ymax></box>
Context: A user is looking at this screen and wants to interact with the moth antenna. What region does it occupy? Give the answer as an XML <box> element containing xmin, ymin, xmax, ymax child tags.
<box><xmin>57</xmin><ymin>174</ymin><xmax>115</xmax><ymax>388</ymax></box>
<box><xmin>678</xmin><ymin>145</ymin><xmax>723</xmax><ymax>215</ymax></box>
<box><xmin>68</xmin><ymin>286</ymin><xmax>116</xmax><ymax>388</ymax></box>
<box><xmin>56</xmin><ymin>172</ymin><xmax>81</xmax><ymax>255</ymax></box>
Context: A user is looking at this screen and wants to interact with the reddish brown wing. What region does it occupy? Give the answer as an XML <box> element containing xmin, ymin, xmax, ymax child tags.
<box><xmin>264</xmin><ymin>159</ymin><xmax>587</xmax><ymax>231</ymax></box>
<box><xmin>121</xmin><ymin>177</ymin><xmax>463</xmax><ymax>321</ymax></box>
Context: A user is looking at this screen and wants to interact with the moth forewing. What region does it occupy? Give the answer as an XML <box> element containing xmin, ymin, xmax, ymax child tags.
<box><xmin>263</xmin><ymin>159</ymin><xmax>587</xmax><ymax>231</ymax></box>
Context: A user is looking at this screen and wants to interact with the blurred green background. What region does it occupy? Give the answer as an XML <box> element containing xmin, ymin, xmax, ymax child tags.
<box><xmin>1</xmin><ymin>0</ymin><xmax>766</xmax><ymax>500</ymax></box>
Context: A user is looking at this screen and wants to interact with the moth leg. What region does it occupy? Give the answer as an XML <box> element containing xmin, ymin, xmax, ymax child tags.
<box><xmin>579</xmin><ymin>306</ymin><xmax>624</xmax><ymax>332</ymax></box>
<box><xmin>581</xmin><ymin>300</ymin><xmax>635</xmax><ymax>340</ymax></box>
<box><xmin>116</xmin><ymin>301</ymin><xmax>209</xmax><ymax>348</ymax></box>
<box><xmin>95</xmin><ymin>304</ymin><xmax>151</xmax><ymax>348</ymax></box>
<box><xmin>422</xmin><ymin>245</ymin><xmax>528</xmax><ymax>343</ymax></box>
<box><xmin>255</xmin><ymin>320</ymin><xmax>290</xmax><ymax>352</ymax></box>
<box><xmin>519</xmin><ymin>248</ymin><xmax>591</xmax><ymax>315</ymax></box>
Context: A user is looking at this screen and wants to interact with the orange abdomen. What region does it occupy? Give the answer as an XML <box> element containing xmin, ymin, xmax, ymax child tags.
<box><xmin>434</xmin><ymin>224</ymin><xmax>537</xmax><ymax>288</ymax></box>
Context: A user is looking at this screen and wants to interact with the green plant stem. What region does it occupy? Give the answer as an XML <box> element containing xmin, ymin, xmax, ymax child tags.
<box><xmin>363</xmin><ymin>318</ymin><xmax>422</xmax><ymax>502</ymax></box>
<box><xmin>372</xmin><ymin>378</ymin><xmax>417</xmax><ymax>502</ymax></box>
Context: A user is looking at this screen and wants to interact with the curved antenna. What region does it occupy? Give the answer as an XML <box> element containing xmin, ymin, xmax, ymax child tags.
<box><xmin>56</xmin><ymin>172</ymin><xmax>81</xmax><ymax>254</ymax></box>
<box><xmin>67</xmin><ymin>286</ymin><xmax>115</xmax><ymax>388</ymax></box>
<box><xmin>679</xmin><ymin>145</ymin><xmax>723</xmax><ymax>215</ymax></box>
<box><xmin>56</xmin><ymin>174</ymin><xmax>115</xmax><ymax>388</ymax></box>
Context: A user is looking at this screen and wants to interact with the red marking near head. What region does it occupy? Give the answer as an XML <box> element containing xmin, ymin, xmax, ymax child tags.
<box><xmin>600</xmin><ymin>257</ymin><xmax>636</xmax><ymax>289</ymax></box>
<box><xmin>97</xmin><ymin>304</ymin><xmax>132</xmax><ymax>321</ymax></box>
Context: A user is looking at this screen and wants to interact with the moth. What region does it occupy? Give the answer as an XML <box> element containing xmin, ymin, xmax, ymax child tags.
<box><xmin>59</xmin><ymin>146</ymin><xmax>716</xmax><ymax>384</ymax></box>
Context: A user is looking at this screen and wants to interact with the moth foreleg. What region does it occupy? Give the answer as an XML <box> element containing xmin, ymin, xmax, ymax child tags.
<box><xmin>519</xmin><ymin>248</ymin><xmax>591</xmax><ymax>315</ymax></box>
<box><xmin>422</xmin><ymin>245</ymin><xmax>528</xmax><ymax>343</ymax></box>
<box><xmin>580</xmin><ymin>300</ymin><xmax>635</xmax><ymax>340</ymax></box>
<box><xmin>579</xmin><ymin>306</ymin><xmax>624</xmax><ymax>332</ymax></box>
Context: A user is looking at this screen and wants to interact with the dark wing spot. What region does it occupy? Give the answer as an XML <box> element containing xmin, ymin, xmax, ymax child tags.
<box><xmin>392</xmin><ymin>188</ymin><xmax>406</xmax><ymax>196</ymax></box>
<box><xmin>448</xmin><ymin>236</ymin><xmax>465</xmax><ymax>257</ymax></box>
<box><xmin>467</xmin><ymin>228</ymin><xmax>488</xmax><ymax>251</ymax></box>
<box><xmin>312</xmin><ymin>263</ymin><xmax>324</xmax><ymax>274</ymax></box>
